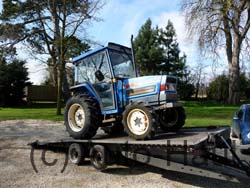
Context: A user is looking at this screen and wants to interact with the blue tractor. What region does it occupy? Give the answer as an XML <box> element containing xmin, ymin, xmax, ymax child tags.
<box><xmin>64</xmin><ymin>43</ymin><xmax>186</xmax><ymax>140</ymax></box>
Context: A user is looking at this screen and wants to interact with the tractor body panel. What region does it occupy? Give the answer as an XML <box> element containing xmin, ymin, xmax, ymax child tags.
<box><xmin>123</xmin><ymin>75</ymin><xmax>178</xmax><ymax>106</ymax></box>
<box><xmin>70</xmin><ymin>42</ymin><xmax>180</xmax><ymax>115</ymax></box>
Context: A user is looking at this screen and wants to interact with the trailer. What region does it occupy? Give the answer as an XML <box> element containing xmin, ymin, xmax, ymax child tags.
<box><xmin>30</xmin><ymin>126</ymin><xmax>250</xmax><ymax>182</ymax></box>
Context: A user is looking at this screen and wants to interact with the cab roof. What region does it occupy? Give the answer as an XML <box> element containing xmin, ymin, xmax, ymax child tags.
<box><xmin>72</xmin><ymin>42</ymin><xmax>131</xmax><ymax>64</ymax></box>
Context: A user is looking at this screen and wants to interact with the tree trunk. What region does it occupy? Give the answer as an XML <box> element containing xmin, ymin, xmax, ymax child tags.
<box><xmin>52</xmin><ymin>57</ymin><xmax>58</xmax><ymax>87</ymax></box>
<box><xmin>195</xmin><ymin>83</ymin><xmax>199</xmax><ymax>99</ymax></box>
<box><xmin>228</xmin><ymin>62</ymin><xmax>240</xmax><ymax>104</ymax></box>
<box><xmin>228</xmin><ymin>37</ymin><xmax>241</xmax><ymax>105</ymax></box>
<box><xmin>62</xmin><ymin>70</ymin><xmax>71</xmax><ymax>102</ymax></box>
<box><xmin>56</xmin><ymin>64</ymin><xmax>63</xmax><ymax>115</ymax></box>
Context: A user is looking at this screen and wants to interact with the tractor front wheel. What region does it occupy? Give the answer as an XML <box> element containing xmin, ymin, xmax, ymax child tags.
<box><xmin>122</xmin><ymin>103</ymin><xmax>156</xmax><ymax>140</ymax></box>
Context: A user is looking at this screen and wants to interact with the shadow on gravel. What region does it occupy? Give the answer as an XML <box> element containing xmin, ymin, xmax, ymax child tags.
<box><xmin>161</xmin><ymin>170</ymin><xmax>248</xmax><ymax>188</ymax></box>
<box><xmin>103</xmin><ymin>162</ymin><xmax>248</xmax><ymax>188</ymax></box>
<box><xmin>103</xmin><ymin>167</ymin><xmax>146</xmax><ymax>176</ymax></box>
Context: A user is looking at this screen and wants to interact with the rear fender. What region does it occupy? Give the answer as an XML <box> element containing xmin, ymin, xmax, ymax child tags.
<box><xmin>70</xmin><ymin>83</ymin><xmax>101</xmax><ymax>103</ymax></box>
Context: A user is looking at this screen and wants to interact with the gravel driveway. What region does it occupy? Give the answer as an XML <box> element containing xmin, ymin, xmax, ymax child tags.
<box><xmin>0</xmin><ymin>120</ymin><xmax>248</xmax><ymax>188</ymax></box>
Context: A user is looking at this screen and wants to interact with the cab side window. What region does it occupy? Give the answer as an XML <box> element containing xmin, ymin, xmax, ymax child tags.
<box><xmin>76</xmin><ymin>51</ymin><xmax>110</xmax><ymax>84</ymax></box>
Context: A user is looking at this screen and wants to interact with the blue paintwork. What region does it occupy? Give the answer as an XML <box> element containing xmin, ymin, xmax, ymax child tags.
<box><xmin>72</xmin><ymin>46</ymin><xmax>106</xmax><ymax>64</ymax></box>
<box><xmin>232</xmin><ymin>104</ymin><xmax>250</xmax><ymax>144</ymax></box>
<box><xmin>71</xmin><ymin>42</ymin><xmax>178</xmax><ymax>117</ymax></box>
<box><xmin>70</xmin><ymin>83</ymin><xmax>101</xmax><ymax>102</ymax></box>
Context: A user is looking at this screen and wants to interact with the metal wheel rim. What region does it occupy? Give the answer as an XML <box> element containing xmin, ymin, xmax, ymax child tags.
<box><xmin>69</xmin><ymin>148</ymin><xmax>79</xmax><ymax>163</ymax></box>
<box><xmin>127</xmin><ymin>108</ymin><xmax>149</xmax><ymax>135</ymax></box>
<box><xmin>93</xmin><ymin>151</ymin><xmax>103</xmax><ymax>167</ymax></box>
<box><xmin>68</xmin><ymin>104</ymin><xmax>85</xmax><ymax>132</ymax></box>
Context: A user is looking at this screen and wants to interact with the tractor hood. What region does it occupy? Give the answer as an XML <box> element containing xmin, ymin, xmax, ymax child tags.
<box><xmin>123</xmin><ymin>75</ymin><xmax>176</xmax><ymax>99</ymax></box>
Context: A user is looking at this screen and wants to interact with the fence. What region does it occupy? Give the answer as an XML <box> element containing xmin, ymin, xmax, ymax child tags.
<box><xmin>25</xmin><ymin>85</ymin><xmax>57</xmax><ymax>102</ymax></box>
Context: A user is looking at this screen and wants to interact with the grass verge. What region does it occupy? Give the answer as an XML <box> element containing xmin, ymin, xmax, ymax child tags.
<box><xmin>0</xmin><ymin>101</ymin><xmax>241</xmax><ymax>126</ymax></box>
<box><xmin>0</xmin><ymin>103</ymin><xmax>64</xmax><ymax>121</ymax></box>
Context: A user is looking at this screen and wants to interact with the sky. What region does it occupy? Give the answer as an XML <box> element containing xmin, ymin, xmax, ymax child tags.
<box><xmin>0</xmin><ymin>0</ymin><xmax>228</xmax><ymax>84</ymax></box>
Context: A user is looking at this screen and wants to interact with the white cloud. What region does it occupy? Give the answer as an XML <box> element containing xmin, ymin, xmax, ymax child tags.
<box><xmin>152</xmin><ymin>11</ymin><xmax>187</xmax><ymax>44</ymax></box>
<box><xmin>16</xmin><ymin>44</ymin><xmax>48</xmax><ymax>85</ymax></box>
<box><xmin>152</xmin><ymin>11</ymin><xmax>199</xmax><ymax>67</ymax></box>
<box><xmin>25</xmin><ymin>61</ymin><xmax>47</xmax><ymax>85</ymax></box>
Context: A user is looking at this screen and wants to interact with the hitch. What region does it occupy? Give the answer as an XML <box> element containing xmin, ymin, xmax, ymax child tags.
<box><xmin>216</xmin><ymin>135</ymin><xmax>250</xmax><ymax>177</ymax></box>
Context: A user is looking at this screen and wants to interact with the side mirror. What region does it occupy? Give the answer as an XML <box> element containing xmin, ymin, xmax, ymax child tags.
<box><xmin>95</xmin><ymin>70</ymin><xmax>104</xmax><ymax>81</ymax></box>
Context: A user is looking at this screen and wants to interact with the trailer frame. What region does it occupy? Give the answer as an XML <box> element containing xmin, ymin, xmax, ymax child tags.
<box><xmin>30</xmin><ymin>126</ymin><xmax>250</xmax><ymax>182</ymax></box>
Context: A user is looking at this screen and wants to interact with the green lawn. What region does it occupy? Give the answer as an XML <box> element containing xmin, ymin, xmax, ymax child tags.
<box><xmin>0</xmin><ymin>101</ymin><xmax>240</xmax><ymax>127</ymax></box>
<box><xmin>0</xmin><ymin>103</ymin><xmax>64</xmax><ymax>121</ymax></box>
<box><xmin>182</xmin><ymin>101</ymin><xmax>238</xmax><ymax>127</ymax></box>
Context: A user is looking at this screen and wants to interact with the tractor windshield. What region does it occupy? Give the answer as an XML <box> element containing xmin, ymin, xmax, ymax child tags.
<box><xmin>109</xmin><ymin>49</ymin><xmax>136</xmax><ymax>78</ymax></box>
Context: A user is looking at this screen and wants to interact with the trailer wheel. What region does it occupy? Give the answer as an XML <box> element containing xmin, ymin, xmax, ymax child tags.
<box><xmin>159</xmin><ymin>107</ymin><xmax>186</xmax><ymax>132</ymax></box>
<box><xmin>64</xmin><ymin>94</ymin><xmax>101</xmax><ymax>139</ymax></box>
<box><xmin>89</xmin><ymin>145</ymin><xmax>108</xmax><ymax>170</ymax></box>
<box><xmin>122</xmin><ymin>103</ymin><xmax>156</xmax><ymax>140</ymax></box>
<box><xmin>68</xmin><ymin>143</ymin><xmax>85</xmax><ymax>165</ymax></box>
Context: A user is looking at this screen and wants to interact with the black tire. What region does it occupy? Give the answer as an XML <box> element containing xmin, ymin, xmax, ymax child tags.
<box><xmin>122</xmin><ymin>103</ymin><xmax>156</xmax><ymax>140</ymax></box>
<box><xmin>89</xmin><ymin>145</ymin><xmax>108</xmax><ymax>170</ymax></box>
<box><xmin>64</xmin><ymin>94</ymin><xmax>101</xmax><ymax>139</ymax></box>
<box><xmin>159</xmin><ymin>107</ymin><xmax>186</xmax><ymax>132</ymax></box>
<box><xmin>68</xmin><ymin>143</ymin><xmax>85</xmax><ymax>165</ymax></box>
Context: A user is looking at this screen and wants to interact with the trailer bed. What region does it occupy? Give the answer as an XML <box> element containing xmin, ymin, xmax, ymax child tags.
<box><xmin>31</xmin><ymin>126</ymin><xmax>230</xmax><ymax>150</ymax></box>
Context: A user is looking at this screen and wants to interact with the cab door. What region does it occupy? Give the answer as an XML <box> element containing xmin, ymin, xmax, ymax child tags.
<box><xmin>92</xmin><ymin>51</ymin><xmax>116</xmax><ymax>110</ymax></box>
<box><xmin>75</xmin><ymin>50</ymin><xmax>116</xmax><ymax>111</ymax></box>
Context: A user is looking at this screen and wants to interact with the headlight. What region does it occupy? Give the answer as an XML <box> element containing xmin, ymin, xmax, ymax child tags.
<box><xmin>247</xmin><ymin>132</ymin><xmax>250</xmax><ymax>139</ymax></box>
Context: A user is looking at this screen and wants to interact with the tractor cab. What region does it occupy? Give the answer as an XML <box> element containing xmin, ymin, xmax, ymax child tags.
<box><xmin>72</xmin><ymin>43</ymin><xmax>136</xmax><ymax>113</ymax></box>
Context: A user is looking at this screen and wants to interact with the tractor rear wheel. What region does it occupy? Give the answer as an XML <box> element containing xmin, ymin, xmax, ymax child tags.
<box><xmin>159</xmin><ymin>107</ymin><xmax>186</xmax><ymax>132</ymax></box>
<box><xmin>122</xmin><ymin>103</ymin><xmax>156</xmax><ymax>140</ymax></box>
<box><xmin>64</xmin><ymin>94</ymin><xmax>101</xmax><ymax>139</ymax></box>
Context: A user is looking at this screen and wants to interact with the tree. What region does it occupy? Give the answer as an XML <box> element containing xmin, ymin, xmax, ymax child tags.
<box><xmin>0</xmin><ymin>59</ymin><xmax>31</xmax><ymax>106</ymax></box>
<box><xmin>239</xmin><ymin>72</ymin><xmax>250</xmax><ymax>99</ymax></box>
<box><xmin>43</xmin><ymin>36</ymin><xmax>91</xmax><ymax>100</ymax></box>
<box><xmin>207</xmin><ymin>72</ymin><xmax>250</xmax><ymax>102</ymax></box>
<box><xmin>178</xmin><ymin>66</ymin><xmax>195</xmax><ymax>100</ymax></box>
<box><xmin>158</xmin><ymin>20</ymin><xmax>195</xmax><ymax>99</ymax></box>
<box><xmin>158</xmin><ymin>20</ymin><xmax>181</xmax><ymax>75</ymax></box>
<box><xmin>191</xmin><ymin>62</ymin><xmax>208</xmax><ymax>99</ymax></box>
<box><xmin>207</xmin><ymin>74</ymin><xmax>229</xmax><ymax>103</ymax></box>
<box><xmin>0</xmin><ymin>0</ymin><xmax>103</xmax><ymax>114</ymax></box>
<box><xmin>134</xmin><ymin>19</ymin><xmax>195</xmax><ymax>99</ymax></box>
<box><xmin>182</xmin><ymin>0</ymin><xmax>250</xmax><ymax>104</ymax></box>
<box><xmin>133</xmin><ymin>18</ymin><xmax>164</xmax><ymax>75</ymax></box>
